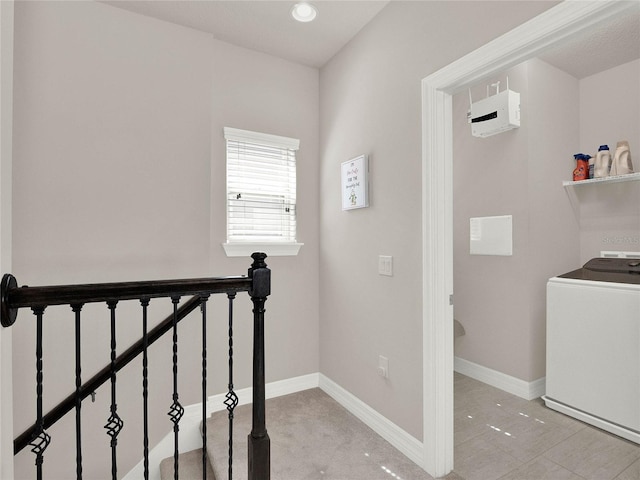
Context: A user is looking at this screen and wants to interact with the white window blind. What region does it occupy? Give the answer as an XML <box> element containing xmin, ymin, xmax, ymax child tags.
<box><xmin>225</xmin><ymin>127</ymin><xmax>299</xmax><ymax>243</ymax></box>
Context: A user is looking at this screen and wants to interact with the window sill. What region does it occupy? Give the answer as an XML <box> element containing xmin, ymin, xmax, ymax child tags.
<box><xmin>222</xmin><ymin>242</ymin><xmax>303</xmax><ymax>258</ymax></box>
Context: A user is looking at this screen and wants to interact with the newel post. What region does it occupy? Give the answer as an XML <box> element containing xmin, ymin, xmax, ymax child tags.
<box><xmin>248</xmin><ymin>252</ymin><xmax>270</xmax><ymax>480</ymax></box>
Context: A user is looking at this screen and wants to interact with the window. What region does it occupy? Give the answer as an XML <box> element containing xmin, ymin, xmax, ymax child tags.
<box><xmin>223</xmin><ymin>127</ymin><xmax>303</xmax><ymax>257</ymax></box>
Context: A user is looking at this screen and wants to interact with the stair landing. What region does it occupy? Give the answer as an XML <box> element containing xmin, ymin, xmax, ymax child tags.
<box><xmin>162</xmin><ymin>388</ymin><xmax>431</xmax><ymax>479</ymax></box>
<box><xmin>205</xmin><ymin>388</ymin><xmax>431</xmax><ymax>480</ymax></box>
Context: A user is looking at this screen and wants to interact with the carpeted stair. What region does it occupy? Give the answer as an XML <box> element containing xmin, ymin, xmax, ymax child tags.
<box><xmin>159</xmin><ymin>448</ymin><xmax>215</xmax><ymax>479</ymax></box>
<box><xmin>161</xmin><ymin>388</ymin><xmax>434</xmax><ymax>480</ymax></box>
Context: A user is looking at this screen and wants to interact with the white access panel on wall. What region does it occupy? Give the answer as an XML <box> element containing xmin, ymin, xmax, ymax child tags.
<box><xmin>470</xmin><ymin>215</ymin><xmax>513</xmax><ymax>256</ymax></box>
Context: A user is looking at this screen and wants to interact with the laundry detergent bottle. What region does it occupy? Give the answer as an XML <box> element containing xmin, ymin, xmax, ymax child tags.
<box><xmin>573</xmin><ymin>154</ymin><xmax>589</xmax><ymax>181</ymax></box>
<box><xmin>594</xmin><ymin>145</ymin><xmax>611</xmax><ymax>178</ymax></box>
<box><xmin>610</xmin><ymin>140</ymin><xmax>634</xmax><ymax>176</ymax></box>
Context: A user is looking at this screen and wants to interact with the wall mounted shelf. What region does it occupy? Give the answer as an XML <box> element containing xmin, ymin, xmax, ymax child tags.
<box><xmin>563</xmin><ymin>172</ymin><xmax>640</xmax><ymax>188</ymax></box>
<box><xmin>562</xmin><ymin>172</ymin><xmax>640</xmax><ymax>224</ymax></box>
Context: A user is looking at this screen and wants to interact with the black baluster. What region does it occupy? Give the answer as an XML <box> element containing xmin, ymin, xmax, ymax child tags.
<box><xmin>29</xmin><ymin>306</ymin><xmax>51</xmax><ymax>480</ymax></box>
<box><xmin>167</xmin><ymin>296</ymin><xmax>184</xmax><ymax>480</ymax></box>
<box><xmin>140</xmin><ymin>298</ymin><xmax>150</xmax><ymax>480</ymax></box>
<box><xmin>71</xmin><ymin>303</ymin><xmax>84</xmax><ymax>480</ymax></box>
<box><xmin>200</xmin><ymin>295</ymin><xmax>210</xmax><ymax>480</ymax></box>
<box><xmin>104</xmin><ymin>301</ymin><xmax>123</xmax><ymax>480</ymax></box>
<box><xmin>224</xmin><ymin>293</ymin><xmax>238</xmax><ymax>480</ymax></box>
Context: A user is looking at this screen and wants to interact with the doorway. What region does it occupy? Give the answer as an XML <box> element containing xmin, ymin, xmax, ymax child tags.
<box><xmin>420</xmin><ymin>1</ymin><xmax>638</xmax><ymax>476</ymax></box>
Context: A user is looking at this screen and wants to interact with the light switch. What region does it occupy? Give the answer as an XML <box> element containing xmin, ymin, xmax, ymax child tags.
<box><xmin>379</xmin><ymin>255</ymin><xmax>393</xmax><ymax>276</ymax></box>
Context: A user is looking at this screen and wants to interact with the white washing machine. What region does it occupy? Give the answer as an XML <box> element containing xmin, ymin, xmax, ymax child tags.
<box><xmin>543</xmin><ymin>257</ymin><xmax>640</xmax><ymax>444</ymax></box>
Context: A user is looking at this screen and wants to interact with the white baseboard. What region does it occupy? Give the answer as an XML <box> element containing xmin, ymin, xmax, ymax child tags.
<box><xmin>206</xmin><ymin>372</ymin><xmax>320</xmax><ymax>414</ymax></box>
<box><xmin>454</xmin><ymin>356</ymin><xmax>545</xmax><ymax>400</ymax></box>
<box><xmin>318</xmin><ymin>374</ymin><xmax>424</xmax><ymax>468</ymax></box>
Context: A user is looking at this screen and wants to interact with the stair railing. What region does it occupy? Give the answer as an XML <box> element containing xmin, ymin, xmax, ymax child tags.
<box><xmin>1</xmin><ymin>252</ymin><xmax>271</xmax><ymax>480</ymax></box>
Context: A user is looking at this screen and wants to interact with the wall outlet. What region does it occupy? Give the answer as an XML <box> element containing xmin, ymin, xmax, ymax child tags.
<box><xmin>377</xmin><ymin>355</ymin><xmax>389</xmax><ymax>378</ymax></box>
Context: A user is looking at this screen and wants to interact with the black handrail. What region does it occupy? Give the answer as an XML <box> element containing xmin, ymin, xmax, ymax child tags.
<box><xmin>2</xmin><ymin>252</ymin><xmax>271</xmax><ymax>480</ymax></box>
<box><xmin>2</xmin><ymin>275</ymin><xmax>252</xmax><ymax>320</ymax></box>
<box><xmin>12</xmin><ymin>294</ymin><xmax>203</xmax><ymax>454</ymax></box>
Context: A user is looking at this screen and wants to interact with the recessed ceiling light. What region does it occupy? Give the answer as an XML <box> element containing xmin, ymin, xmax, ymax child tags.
<box><xmin>291</xmin><ymin>2</ymin><xmax>318</xmax><ymax>23</ymax></box>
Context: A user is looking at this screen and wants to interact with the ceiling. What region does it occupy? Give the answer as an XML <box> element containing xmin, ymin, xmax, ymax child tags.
<box><xmin>538</xmin><ymin>6</ymin><xmax>640</xmax><ymax>79</ymax></box>
<box><xmin>102</xmin><ymin>0</ymin><xmax>639</xmax><ymax>76</ymax></box>
<box><xmin>102</xmin><ymin>0</ymin><xmax>391</xmax><ymax>68</ymax></box>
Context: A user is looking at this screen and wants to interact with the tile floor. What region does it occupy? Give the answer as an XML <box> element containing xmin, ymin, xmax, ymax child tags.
<box><xmin>453</xmin><ymin>372</ymin><xmax>640</xmax><ymax>480</ymax></box>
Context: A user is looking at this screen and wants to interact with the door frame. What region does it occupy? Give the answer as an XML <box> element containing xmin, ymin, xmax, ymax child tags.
<box><xmin>420</xmin><ymin>0</ymin><xmax>638</xmax><ymax>476</ymax></box>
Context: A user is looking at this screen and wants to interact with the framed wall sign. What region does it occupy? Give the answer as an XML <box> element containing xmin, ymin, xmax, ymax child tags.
<box><xmin>341</xmin><ymin>155</ymin><xmax>369</xmax><ymax>210</ymax></box>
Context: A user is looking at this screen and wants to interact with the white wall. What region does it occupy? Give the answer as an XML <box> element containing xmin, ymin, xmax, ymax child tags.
<box><xmin>11</xmin><ymin>1</ymin><xmax>319</xmax><ymax>478</ymax></box>
<box><xmin>579</xmin><ymin>59</ymin><xmax>639</xmax><ymax>158</ymax></box>
<box><xmin>577</xmin><ymin>59</ymin><xmax>640</xmax><ymax>261</ymax></box>
<box><xmin>452</xmin><ymin>59</ymin><xmax>580</xmax><ymax>382</ymax></box>
<box><xmin>208</xmin><ymin>39</ymin><xmax>320</xmax><ymax>392</ymax></box>
<box><xmin>526</xmin><ymin>59</ymin><xmax>583</xmax><ymax>379</ymax></box>
<box><xmin>452</xmin><ymin>56</ymin><xmax>640</xmax><ymax>384</ymax></box>
<box><xmin>453</xmin><ymin>63</ymin><xmax>533</xmax><ymax>381</ymax></box>
<box><xmin>0</xmin><ymin>1</ymin><xmax>14</xmax><ymax>477</ymax></box>
<box><xmin>319</xmin><ymin>0</ymin><xmax>556</xmax><ymax>441</ymax></box>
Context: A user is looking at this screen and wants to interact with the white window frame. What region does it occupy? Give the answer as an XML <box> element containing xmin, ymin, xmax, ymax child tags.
<box><xmin>222</xmin><ymin>127</ymin><xmax>303</xmax><ymax>257</ymax></box>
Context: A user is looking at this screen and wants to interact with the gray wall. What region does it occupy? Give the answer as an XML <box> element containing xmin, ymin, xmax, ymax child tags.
<box><xmin>0</xmin><ymin>1</ymin><xmax>14</xmax><ymax>477</ymax></box>
<box><xmin>453</xmin><ymin>59</ymin><xmax>580</xmax><ymax>382</ymax></box>
<box><xmin>11</xmin><ymin>1</ymin><xmax>319</xmax><ymax>478</ymax></box>
<box><xmin>208</xmin><ymin>38</ymin><xmax>321</xmax><ymax>395</ymax></box>
<box><xmin>319</xmin><ymin>1</ymin><xmax>555</xmax><ymax>441</ymax></box>
<box><xmin>9</xmin><ymin>0</ymin><xmax>579</xmax><ymax>476</ymax></box>
<box><xmin>452</xmin><ymin>56</ymin><xmax>640</xmax><ymax>383</ymax></box>
<box><xmin>578</xmin><ymin>59</ymin><xmax>640</xmax><ymax>261</ymax></box>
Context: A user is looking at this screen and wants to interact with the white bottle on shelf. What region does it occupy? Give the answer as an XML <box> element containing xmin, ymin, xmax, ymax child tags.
<box><xmin>610</xmin><ymin>140</ymin><xmax>633</xmax><ymax>176</ymax></box>
<box><xmin>594</xmin><ymin>145</ymin><xmax>611</xmax><ymax>178</ymax></box>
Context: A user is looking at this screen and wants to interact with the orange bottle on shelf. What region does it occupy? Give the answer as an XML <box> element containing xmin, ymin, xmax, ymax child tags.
<box><xmin>573</xmin><ymin>153</ymin><xmax>589</xmax><ymax>181</ymax></box>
